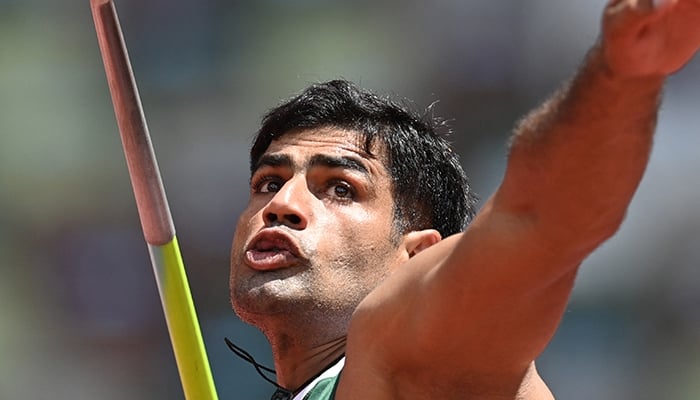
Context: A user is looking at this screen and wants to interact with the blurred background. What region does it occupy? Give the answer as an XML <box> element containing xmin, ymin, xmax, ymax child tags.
<box><xmin>1</xmin><ymin>0</ymin><xmax>699</xmax><ymax>398</ymax></box>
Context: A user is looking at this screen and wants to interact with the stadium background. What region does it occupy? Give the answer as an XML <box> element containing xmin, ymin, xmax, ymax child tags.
<box><xmin>1</xmin><ymin>0</ymin><xmax>699</xmax><ymax>398</ymax></box>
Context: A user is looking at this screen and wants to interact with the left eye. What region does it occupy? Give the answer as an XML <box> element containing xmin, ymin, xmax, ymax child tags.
<box><xmin>328</xmin><ymin>182</ymin><xmax>354</xmax><ymax>199</ymax></box>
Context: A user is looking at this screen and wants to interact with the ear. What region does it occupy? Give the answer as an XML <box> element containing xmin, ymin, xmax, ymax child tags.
<box><xmin>401</xmin><ymin>229</ymin><xmax>442</xmax><ymax>258</ymax></box>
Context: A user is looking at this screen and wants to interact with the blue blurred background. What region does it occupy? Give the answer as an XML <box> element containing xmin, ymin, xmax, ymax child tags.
<box><xmin>1</xmin><ymin>0</ymin><xmax>699</xmax><ymax>398</ymax></box>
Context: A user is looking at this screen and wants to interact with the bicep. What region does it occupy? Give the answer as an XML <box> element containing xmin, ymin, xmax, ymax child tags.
<box><xmin>421</xmin><ymin>204</ymin><xmax>579</xmax><ymax>367</ymax></box>
<box><xmin>350</xmin><ymin>196</ymin><xmax>582</xmax><ymax>379</ymax></box>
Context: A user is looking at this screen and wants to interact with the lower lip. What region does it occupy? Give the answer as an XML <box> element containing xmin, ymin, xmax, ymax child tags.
<box><xmin>245</xmin><ymin>249</ymin><xmax>298</xmax><ymax>270</ymax></box>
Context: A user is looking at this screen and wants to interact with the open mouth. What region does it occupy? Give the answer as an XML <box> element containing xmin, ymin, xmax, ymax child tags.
<box><xmin>244</xmin><ymin>231</ymin><xmax>303</xmax><ymax>270</ymax></box>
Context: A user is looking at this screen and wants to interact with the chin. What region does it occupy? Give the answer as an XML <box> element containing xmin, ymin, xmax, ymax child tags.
<box><xmin>231</xmin><ymin>276</ymin><xmax>307</xmax><ymax>319</ymax></box>
<box><xmin>230</xmin><ymin>290</ymin><xmax>280</xmax><ymax>327</ymax></box>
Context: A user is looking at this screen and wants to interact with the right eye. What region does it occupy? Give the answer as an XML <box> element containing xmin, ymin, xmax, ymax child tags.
<box><xmin>253</xmin><ymin>177</ymin><xmax>283</xmax><ymax>193</ymax></box>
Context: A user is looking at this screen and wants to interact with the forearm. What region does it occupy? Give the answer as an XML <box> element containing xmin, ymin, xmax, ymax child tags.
<box><xmin>496</xmin><ymin>43</ymin><xmax>664</xmax><ymax>255</ymax></box>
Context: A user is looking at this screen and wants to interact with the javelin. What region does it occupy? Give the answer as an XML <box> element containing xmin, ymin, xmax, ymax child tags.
<box><xmin>90</xmin><ymin>0</ymin><xmax>218</xmax><ymax>398</ymax></box>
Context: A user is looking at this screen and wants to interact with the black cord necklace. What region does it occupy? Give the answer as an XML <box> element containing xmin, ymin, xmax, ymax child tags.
<box><xmin>224</xmin><ymin>337</ymin><xmax>345</xmax><ymax>400</ymax></box>
<box><xmin>224</xmin><ymin>337</ymin><xmax>295</xmax><ymax>399</ymax></box>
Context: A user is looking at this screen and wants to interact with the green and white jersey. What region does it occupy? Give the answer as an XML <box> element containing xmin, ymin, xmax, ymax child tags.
<box><xmin>292</xmin><ymin>357</ymin><xmax>344</xmax><ymax>400</ymax></box>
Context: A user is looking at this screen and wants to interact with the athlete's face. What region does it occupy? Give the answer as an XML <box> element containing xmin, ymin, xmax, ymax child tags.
<box><xmin>229</xmin><ymin>128</ymin><xmax>405</xmax><ymax>328</ymax></box>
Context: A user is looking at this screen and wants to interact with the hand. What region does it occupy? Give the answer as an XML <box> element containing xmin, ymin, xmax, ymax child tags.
<box><xmin>602</xmin><ymin>0</ymin><xmax>700</xmax><ymax>78</ymax></box>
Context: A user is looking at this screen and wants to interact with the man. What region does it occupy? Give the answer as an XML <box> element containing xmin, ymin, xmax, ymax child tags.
<box><xmin>229</xmin><ymin>0</ymin><xmax>700</xmax><ymax>398</ymax></box>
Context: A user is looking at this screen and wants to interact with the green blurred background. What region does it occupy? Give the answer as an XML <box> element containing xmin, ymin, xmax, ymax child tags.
<box><xmin>1</xmin><ymin>0</ymin><xmax>699</xmax><ymax>398</ymax></box>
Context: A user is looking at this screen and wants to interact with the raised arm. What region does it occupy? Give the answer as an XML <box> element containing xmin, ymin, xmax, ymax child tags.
<box><xmin>342</xmin><ymin>1</ymin><xmax>700</xmax><ymax>398</ymax></box>
<box><xmin>501</xmin><ymin>0</ymin><xmax>700</xmax><ymax>246</ymax></box>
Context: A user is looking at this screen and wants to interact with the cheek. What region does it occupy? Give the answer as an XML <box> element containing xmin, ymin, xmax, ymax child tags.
<box><xmin>326</xmin><ymin>211</ymin><xmax>397</xmax><ymax>270</ymax></box>
<box><xmin>352</xmin><ymin>208</ymin><xmax>395</xmax><ymax>247</ymax></box>
<box><xmin>231</xmin><ymin>208</ymin><xmax>260</xmax><ymax>258</ymax></box>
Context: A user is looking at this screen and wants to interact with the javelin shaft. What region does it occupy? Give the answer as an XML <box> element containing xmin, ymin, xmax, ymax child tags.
<box><xmin>90</xmin><ymin>1</ymin><xmax>218</xmax><ymax>398</ymax></box>
<box><xmin>90</xmin><ymin>0</ymin><xmax>172</xmax><ymax>245</ymax></box>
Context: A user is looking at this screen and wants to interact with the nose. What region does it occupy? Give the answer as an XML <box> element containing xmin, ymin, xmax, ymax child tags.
<box><xmin>262</xmin><ymin>176</ymin><xmax>311</xmax><ymax>229</ymax></box>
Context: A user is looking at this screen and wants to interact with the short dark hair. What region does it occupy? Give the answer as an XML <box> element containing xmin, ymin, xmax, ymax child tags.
<box><xmin>250</xmin><ymin>79</ymin><xmax>477</xmax><ymax>240</ymax></box>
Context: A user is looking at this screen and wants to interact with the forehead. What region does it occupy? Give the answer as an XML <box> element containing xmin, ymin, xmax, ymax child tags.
<box><xmin>260</xmin><ymin>128</ymin><xmax>388</xmax><ymax>175</ymax></box>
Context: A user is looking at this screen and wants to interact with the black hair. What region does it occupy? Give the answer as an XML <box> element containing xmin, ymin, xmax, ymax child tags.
<box><xmin>250</xmin><ymin>79</ymin><xmax>477</xmax><ymax>240</ymax></box>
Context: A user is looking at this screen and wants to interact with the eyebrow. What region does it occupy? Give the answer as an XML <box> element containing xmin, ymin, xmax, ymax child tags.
<box><xmin>308</xmin><ymin>154</ymin><xmax>370</xmax><ymax>177</ymax></box>
<box><xmin>252</xmin><ymin>153</ymin><xmax>372</xmax><ymax>179</ymax></box>
<box><xmin>252</xmin><ymin>153</ymin><xmax>293</xmax><ymax>173</ymax></box>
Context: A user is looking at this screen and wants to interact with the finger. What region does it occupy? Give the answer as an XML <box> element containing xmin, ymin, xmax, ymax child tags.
<box><xmin>605</xmin><ymin>0</ymin><xmax>680</xmax><ymax>21</ymax></box>
<box><xmin>603</xmin><ymin>0</ymin><xmax>674</xmax><ymax>35</ymax></box>
<box><xmin>607</xmin><ymin>0</ymin><xmax>654</xmax><ymax>15</ymax></box>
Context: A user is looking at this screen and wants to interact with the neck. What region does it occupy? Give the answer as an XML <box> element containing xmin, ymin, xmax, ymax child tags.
<box><xmin>267</xmin><ymin>332</ymin><xmax>346</xmax><ymax>391</ymax></box>
<box><xmin>236</xmin><ymin>299</ymin><xmax>354</xmax><ymax>390</ymax></box>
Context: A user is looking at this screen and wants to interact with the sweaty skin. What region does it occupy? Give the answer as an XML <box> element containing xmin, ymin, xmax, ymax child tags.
<box><xmin>230</xmin><ymin>1</ymin><xmax>700</xmax><ymax>398</ymax></box>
